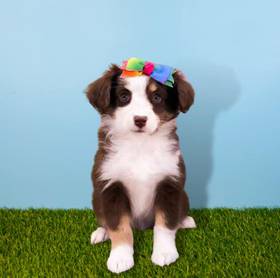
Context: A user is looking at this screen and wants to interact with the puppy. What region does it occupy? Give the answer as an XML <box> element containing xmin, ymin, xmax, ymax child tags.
<box><xmin>86</xmin><ymin>61</ymin><xmax>196</xmax><ymax>273</ymax></box>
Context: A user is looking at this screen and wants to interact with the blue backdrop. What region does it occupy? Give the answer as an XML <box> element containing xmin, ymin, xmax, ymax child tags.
<box><xmin>1</xmin><ymin>1</ymin><xmax>279</xmax><ymax>208</ymax></box>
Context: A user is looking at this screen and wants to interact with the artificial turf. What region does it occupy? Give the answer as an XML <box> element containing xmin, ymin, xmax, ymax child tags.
<box><xmin>0</xmin><ymin>209</ymin><xmax>279</xmax><ymax>277</ymax></box>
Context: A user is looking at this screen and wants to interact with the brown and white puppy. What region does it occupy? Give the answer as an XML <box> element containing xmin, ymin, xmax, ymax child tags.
<box><xmin>86</xmin><ymin>64</ymin><xmax>196</xmax><ymax>273</ymax></box>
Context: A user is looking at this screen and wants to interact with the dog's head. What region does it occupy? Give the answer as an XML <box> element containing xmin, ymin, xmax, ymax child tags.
<box><xmin>86</xmin><ymin>64</ymin><xmax>194</xmax><ymax>135</ymax></box>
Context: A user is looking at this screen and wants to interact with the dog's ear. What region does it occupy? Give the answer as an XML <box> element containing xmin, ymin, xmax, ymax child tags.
<box><xmin>173</xmin><ymin>71</ymin><xmax>195</xmax><ymax>113</ymax></box>
<box><xmin>86</xmin><ymin>64</ymin><xmax>122</xmax><ymax>113</ymax></box>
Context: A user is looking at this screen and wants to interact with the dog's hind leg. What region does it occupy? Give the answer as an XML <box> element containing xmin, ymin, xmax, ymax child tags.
<box><xmin>90</xmin><ymin>227</ymin><xmax>109</xmax><ymax>244</ymax></box>
<box><xmin>180</xmin><ymin>216</ymin><xmax>196</xmax><ymax>229</ymax></box>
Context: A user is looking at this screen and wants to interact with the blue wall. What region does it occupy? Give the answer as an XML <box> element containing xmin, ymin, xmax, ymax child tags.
<box><xmin>0</xmin><ymin>1</ymin><xmax>279</xmax><ymax>208</ymax></box>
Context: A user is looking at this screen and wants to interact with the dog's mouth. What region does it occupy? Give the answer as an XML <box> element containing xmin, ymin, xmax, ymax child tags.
<box><xmin>132</xmin><ymin>127</ymin><xmax>158</xmax><ymax>135</ymax></box>
<box><xmin>133</xmin><ymin>128</ymin><xmax>145</xmax><ymax>133</ymax></box>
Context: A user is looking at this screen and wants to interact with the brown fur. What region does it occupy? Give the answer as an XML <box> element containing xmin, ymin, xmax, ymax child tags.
<box><xmin>154</xmin><ymin>177</ymin><xmax>189</xmax><ymax>229</ymax></box>
<box><xmin>108</xmin><ymin>215</ymin><xmax>133</xmax><ymax>249</ymax></box>
<box><xmin>86</xmin><ymin>64</ymin><xmax>122</xmax><ymax>114</ymax></box>
<box><xmin>173</xmin><ymin>71</ymin><xmax>195</xmax><ymax>113</ymax></box>
<box><xmin>154</xmin><ymin>211</ymin><xmax>166</xmax><ymax>226</ymax></box>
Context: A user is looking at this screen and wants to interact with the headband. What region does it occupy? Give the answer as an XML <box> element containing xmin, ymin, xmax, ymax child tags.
<box><xmin>120</xmin><ymin>57</ymin><xmax>175</xmax><ymax>87</ymax></box>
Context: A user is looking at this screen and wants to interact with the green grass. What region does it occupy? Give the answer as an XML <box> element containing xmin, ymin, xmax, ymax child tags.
<box><xmin>0</xmin><ymin>209</ymin><xmax>279</xmax><ymax>277</ymax></box>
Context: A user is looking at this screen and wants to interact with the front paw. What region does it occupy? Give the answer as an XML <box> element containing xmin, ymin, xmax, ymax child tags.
<box><xmin>151</xmin><ymin>247</ymin><xmax>179</xmax><ymax>266</ymax></box>
<box><xmin>152</xmin><ymin>225</ymin><xmax>179</xmax><ymax>266</ymax></box>
<box><xmin>107</xmin><ymin>244</ymin><xmax>134</xmax><ymax>273</ymax></box>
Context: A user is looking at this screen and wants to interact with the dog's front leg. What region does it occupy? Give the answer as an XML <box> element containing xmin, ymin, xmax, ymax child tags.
<box><xmin>101</xmin><ymin>182</ymin><xmax>134</xmax><ymax>274</ymax></box>
<box><xmin>152</xmin><ymin>211</ymin><xmax>179</xmax><ymax>266</ymax></box>
<box><xmin>151</xmin><ymin>179</ymin><xmax>188</xmax><ymax>266</ymax></box>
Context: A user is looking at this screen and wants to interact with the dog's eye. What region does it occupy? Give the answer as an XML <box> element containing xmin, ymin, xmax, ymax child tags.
<box><xmin>118</xmin><ymin>91</ymin><xmax>131</xmax><ymax>104</ymax></box>
<box><xmin>151</xmin><ymin>93</ymin><xmax>162</xmax><ymax>104</ymax></box>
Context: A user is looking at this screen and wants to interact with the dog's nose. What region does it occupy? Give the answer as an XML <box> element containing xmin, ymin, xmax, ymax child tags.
<box><xmin>134</xmin><ymin>116</ymin><xmax>147</xmax><ymax>128</ymax></box>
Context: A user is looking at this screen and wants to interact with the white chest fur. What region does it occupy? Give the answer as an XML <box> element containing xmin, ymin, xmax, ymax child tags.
<box><xmin>99</xmin><ymin>123</ymin><xmax>180</xmax><ymax>218</ymax></box>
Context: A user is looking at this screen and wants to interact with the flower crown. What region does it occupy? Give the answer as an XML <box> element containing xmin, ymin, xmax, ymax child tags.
<box><xmin>120</xmin><ymin>57</ymin><xmax>175</xmax><ymax>87</ymax></box>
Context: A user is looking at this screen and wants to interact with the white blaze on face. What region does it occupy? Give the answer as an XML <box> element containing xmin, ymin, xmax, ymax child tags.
<box><xmin>112</xmin><ymin>76</ymin><xmax>160</xmax><ymax>135</ymax></box>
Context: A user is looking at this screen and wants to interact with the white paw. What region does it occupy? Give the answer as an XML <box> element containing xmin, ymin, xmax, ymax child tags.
<box><xmin>151</xmin><ymin>248</ymin><xmax>179</xmax><ymax>266</ymax></box>
<box><xmin>90</xmin><ymin>227</ymin><xmax>109</xmax><ymax>244</ymax></box>
<box><xmin>107</xmin><ymin>244</ymin><xmax>134</xmax><ymax>273</ymax></box>
<box><xmin>152</xmin><ymin>226</ymin><xmax>179</xmax><ymax>266</ymax></box>
<box><xmin>181</xmin><ymin>216</ymin><xmax>196</xmax><ymax>229</ymax></box>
